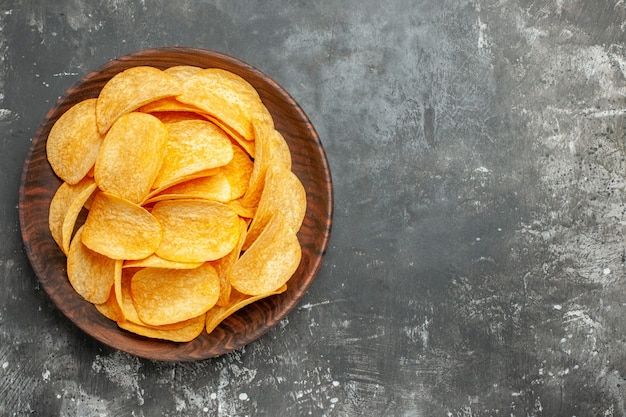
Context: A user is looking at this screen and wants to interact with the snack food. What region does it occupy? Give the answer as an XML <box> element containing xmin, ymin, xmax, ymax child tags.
<box><xmin>47</xmin><ymin>65</ymin><xmax>307</xmax><ymax>342</ymax></box>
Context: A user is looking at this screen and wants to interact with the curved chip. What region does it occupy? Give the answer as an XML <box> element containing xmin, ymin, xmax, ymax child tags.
<box><xmin>48</xmin><ymin>177</ymin><xmax>97</xmax><ymax>254</ymax></box>
<box><xmin>205</xmin><ymin>285</ymin><xmax>287</xmax><ymax>334</ymax></box>
<box><xmin>81</xmin><ymin>192</ymin><xmax>163</xmax><ymax>260</ymax></box>
<box><xmin>67</xmin><ymin>226</ymin><xmax>116</xmax><ymax>304</ymax></box>
<box><xmin>130</xmin><ymin>263</ymin><xmax>220</xmax><ymax>326</ymax></box>
<box><xmin>118</xmin><ymin>313</ymin><xmax>206</xmax><ymax>342</ymax></box>
<box><xmin>123</xmin><ymin>254</ymin><xmax>204</xmax><ymax>270</ymax></box>
<box><xmin>177</xmin><ymin>68</ymin><xmax>271</xmax><ymax>142</ymax></box>
<box><xmin>164</xmin><ymin>65</ymin><xmax>203</xmax><ymax>81</ymax></box>
<box><xmin>243</xmin><ymin>164</ymin><xmax>306</xmax><ymax>250</ymax></box>
<box><xmin>145</xmin><ymin>172</ymin><xmax>232</xmax><ymax>205</ymax></box>
<box><xmin>240</xmin><ymin>120</ymin><xmax>292</xmax><ymax>209</ymax></box>
<box><xmin>221</xmin><ymin>145</ymin><xmax>254</xmax><ymax>201</ymax></box>
<box><xmin>152</xmin><ymin>119</ymin><xmax>233</xmax><ymax>190</ymax></box>
<box><xmin>151</xmin><ymin>199</ymin><xmax>240</xmax><ymax>263</ymax></box>
<box><xmin>96</xmin><ymin>66</ymin><xmax>182</xmax><ymax>134</ymax></box>
<box><xmin>47</xmin><ymin>98</ymin><xmax>104</xmax><ymax>184</ymax></box>
<box><xmin>94</xmin><ymin>112</ymin><xmax>168</xmax><ymax>203</ymax></box>
<box><xmin>229</xmin><ymin>212</ymin><xmax>302</xmax><ymax>296</ymax></box>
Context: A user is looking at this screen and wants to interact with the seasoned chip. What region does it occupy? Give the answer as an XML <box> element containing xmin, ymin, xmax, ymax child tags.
<box><xmin>151</xmin><ymin>199</ymin><xmax>240</xmax><ymax>263</ymax></box>
<box><xmin>130</xmin><ymin>263</ymin><xmax>220</xmax><ymax>326</ymax></box>
<box><xmin>81</xmin><ymin>192</ymin><xmax>163</xmax><ymax>260</ymax></box>
<box><xmin>67</xmin><ymin>226</ymin><xmax>117</xmax><ymax>304</ymax></box>
<box><xmin>243</xmin><ymin>164</ymin><xmax>306</xmax><ymax>250</ymax></box>
<box><xmin>118</xmin><ymin>313</ymin><xmax>206</xmax><ymax>342</ymax></box>
<box><xmin>164</xmin><ymin>65</ymin><xmax>203</xmax><ymax>81</ymax></box>
<box><xmin>152</xmin><ymin>119</ymin><xmax>233</xmax><ymax>190</ymax></box>
<box><xmin>138</xmin><ymin>96</ymin><xmax>204</xmax><ymax>115</ymax></box>
<box><xmin>230</xmin><ymin>213</ymin><xmax>302</xmax><ymax>295</ymax></box>
<box><xmin>177</xmin><ymin>68</ymin><xmax>271</xmax><ymax>142</ymax></box>
<box><xmin>145</xmin><ymin>172</ymin><xmax>232</xmax><ymax>204</ymax></box>
<box><xmin>221</xmin><ymin>145</ymin><xmax>254</xmax><ymax>200</ymax></box>
<box><xmin>47</xmin><ymin>98</ymin><xmax>104</xmax><ymax>184</ymax></box>
<box><xmin>94</xmin><ymin>286</ymin><xmax>124</xmax><ymax>323</ymax></box>
<box><xmin>96</xmin><ymin>66</ymin><xmax>182</xmax><ymax>134</ymax></box>
<box><xmin>123</xmin><ymin>254</ymin><xmax>204</xmax><ymax>270</ymax></box>
<box><xmin>49</xmin><ymin>177</ymin><xmax>97</xmax><ymax>254</ymax></box>
<box><xmin>94</xmin><ymin>112</ymin><xmax>168</xmax><ymax>203</ymax></box>
<box><xmin>240</xmin><ymin>120</ymin><xmax>292</xmax><ymax>209</ymax></box>
<box><xmin>212</xmin><ymin>217</ymin><xmax>249</xmax><ymax>306</ymax></box>
<box><xmin>205</xmin><ymin>285</ymin><xmax>287</xmax><ymax>334</ymax></box>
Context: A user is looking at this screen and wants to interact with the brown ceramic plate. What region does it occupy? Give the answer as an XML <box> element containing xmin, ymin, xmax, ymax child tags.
<box><xmin>18</xmin><ymin>47</ymin><xmax>333</xmax><ymax>361</ymax></box>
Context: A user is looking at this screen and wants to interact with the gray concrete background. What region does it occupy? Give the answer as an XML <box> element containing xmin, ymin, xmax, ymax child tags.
<box><xmin>2</xmin><ymin>0</ymin><xmax>626</xmax><ymax>415</ymax></box>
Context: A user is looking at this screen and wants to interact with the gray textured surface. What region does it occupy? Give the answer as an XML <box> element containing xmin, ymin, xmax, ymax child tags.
<box><xmin>2</xmin><ymin>0</ymin><xmax>626</xmax><ymax>415</ymax></box>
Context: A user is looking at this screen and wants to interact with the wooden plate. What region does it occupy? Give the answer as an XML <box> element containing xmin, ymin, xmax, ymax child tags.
<box><xmin>18</xmin><ymin>47</ymin><xmax>333</xmax><ymax>361</ymax></box>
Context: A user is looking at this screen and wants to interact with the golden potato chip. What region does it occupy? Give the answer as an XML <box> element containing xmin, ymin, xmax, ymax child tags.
<box><xmin>212</xmin><ymin>217</ymin><xmax>248</xmax><ymax>306</ymax></box>
<box><xmin>138</xmin><ymin>96</ymin><xmax>204</xmax><ymax>115</ymax></box>
<box><xmin>151</xmin><ymin>199</ymin><xmax>240</xmax><ymax>263</ymax></box>
<box><xmin>48</xmin><ymin>177</ymin><xmax>97</xmax><ymax>254</ymax></box>
<box><xmin>240</xmin><ymin>120</ymin><xmax>292</xmax><ymax>209</ymax></box>
<box><xmin>47</xmin><ymin>98</ymin><xmax>104</xmax><ymax>184</ymax></box>
<box><xmin>96</xmin><ymin>66</ymin><xmax>182</xmax><ymax>134</ymax></box>
<box><xmin>164</xmin><ymin>65</ymin><xmax>203</xmax><ymax>81</ymax></box>
<box><xmin>94</xmin><ymin>112</ymin><xmax>168</xmax><ymax>203</ymax></box>
<box><xmin>152</xmin><ymin>119</ymin><xmax>234</xmax><ymax>190</ymax></box>
<box><xmin>118</xmin><ymin>313</ymin><xmax>206</xmax><ymax>342</ymax></box>
<box><xmin>177</xmin><ymin>68</ymin><xmax>271</xmax><ymax>142</ymax></box>
<box><xmin>130</xmin><ymin>263</ymin><xmax>220</xmax><ymax>326</ymax></box>
<box><xmin>67</xmin><ymin>226</ymin><xmax>117</xmax><ymax>304</ymax></box>
<box><xmin>94</xmin><ymin>284</ymin><xmax>124</xmax><ymax>322</ymax></box>
<box><xmin>202</xmin><ymin>114</ymin><xmax>256</xmax><ymax>158</ymax></box>
<box><xmin>123</xmin><ymin>254</ymin><xmax>203</xmax><ymax>270</ymax></box>
<box><xmin>221</xmin><ymin>145</ymin><xmax>254</xmax><ymax>200</ymax></box>
<box><xmin>227</xmin><ymin>199</ymin><xmax>257</xmax><ymax>219</ymax></box>
<box><xmin>61</xmin><ymin>180</ymin><xmax>98</xmax><ymax>256</ymax></box>
<box><xmin>145</xmin><ymin>172</ymin><xmax>232</xmax><ymax>205</ymax></box>
<box><xmin>81</xmin><ymin>192</ymin><xmax>163</xmax><ymax>260</ymax></box>
<box><xmin>205</xmin><ymin>285</ymin><xmax>287</xmax><ymax>334</ymax></box>
<box><xmin>243</xmin><ymin>165</ymin><xmax>306</xmax><ymax>250</ymax></box>
<box><xmin>230</xmin><ymin>212</ymin><xmax>302</xmax><ymax>295</ymax></box>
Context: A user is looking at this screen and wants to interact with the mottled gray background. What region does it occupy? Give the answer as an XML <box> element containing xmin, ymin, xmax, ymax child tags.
<box><xmin>2</xmin><ymin>0</ymin><xmax>626</xmax><ymax>415</ymax></box>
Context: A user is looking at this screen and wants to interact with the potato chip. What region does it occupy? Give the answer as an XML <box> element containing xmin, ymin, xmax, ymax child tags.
<box><xmin>138</xmin><ymin>96</ymin><xmax>204</xmax><ymax>115</ymax></box>
<box><xmin>123</xmin><ymin>254</ymin><xmax>203</xmax><ymax>270</ymax></box>
<box><xmin>177</xmin><ymin>68</ymin><xmax>271</xmax><ymax>142</ymax></box>
<box><xmin>221</xmin><ymin>145</ymin><xmax>254</xmax><ymax>200</ymax></box>
<box><xmin>145</xmin><ymin>171</ymin><xmax>232</xmax><ymax>204</ymax></box>
<box><xmin>230</xmin><ymin>212</ymin><xmax>302</xmax><ymax>295</ymax></box>
<box><xmin>243</xmin><ymin>164</ymin><xmax>306</xmax><ymax>250</ymax></box>
<box><xmin>240</xmin><ymin>120</ymin><xmax>292</xmax><ymax>209</ymax></box>
<box><xmin>152</xmin><ymin>119</ymin><xmax>234</xmax><ymax>190</ymax></box>
<box><xmin>49</xmin><ymin>177</ymin><xmax>97</xmax><ymax>254</ymax></box>
<box><xmin>205</xmin><ymin>285</ymin><xmax>287</xmax><ymax>334</ymax></box>
<box><xmin>164</xmin><ymin>65</ymin><xmax>203</xmax><ymax>81</ymax></box>
<box><xmin>130</xmin><ymin>263</ymin><xmax>220</xmax><ymax>326</ymax></box>
<box><xmin>94</xmin><ymin>112</ymin><xmax>168</xmax><ymax>203</ymax></box>
<box><xmin>81</xmin><ymin>192</ymin><xmax>163</xmax><ymax>260</ymax></box>
<box><xmin>94</xmin><ymin>284</ymin><xmax>124</xmax><ymax>323</ymax></box>
<box><xmin>118</xmin><ymin>313</ymin><xmax>206</xmax><ymax>342</ymax></box>
<box><xmin>47</xmin><ymin>98</ymin><xmax>104</xmax><ymax>184</ymax></box>
<box><xmin>151</xmin><ymin>199</ymin><xmax>240</xmax><ymax>263</ymax></box>
<box><xmin>212</xmin><ymin>217</ymin><xmax>248</xmax><ymax>306</ymax></box>
<box><xmin>61</xmin><ymin>180</ymin><xmax>98</xmax><ymax>255</ymax></box>
<box><xmin>67</xmin><ymin>226</ymin><xmax>116</xmax><ymax>304</ymax></box>
<box><xmin>202</xmin><ymin>114</ymin><xmax>256</xmax><ymax>158</ymax></box>
<box><xmin>96</xmin><ymin>66</ymin><xmax>182</xmax><ymax>134</ymax></box>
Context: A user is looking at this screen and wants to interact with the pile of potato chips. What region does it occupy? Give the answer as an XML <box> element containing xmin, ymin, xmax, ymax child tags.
<box><xmin>46</xmin><ymin>65</ymin><xmax>306</xmax><ymax>342</ymax></box>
